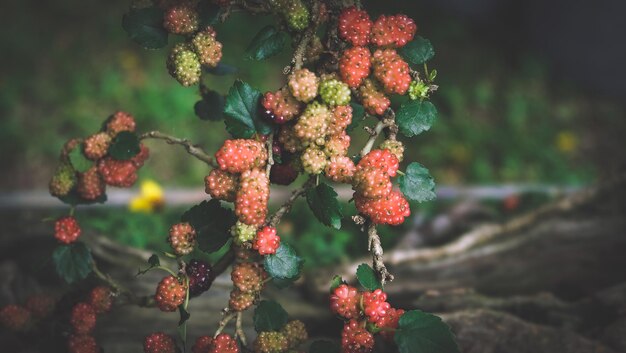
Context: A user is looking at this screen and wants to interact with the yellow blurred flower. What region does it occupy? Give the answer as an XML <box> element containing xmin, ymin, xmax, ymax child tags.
<box><xmin>129</xmin><ymin>179</ymin><xmax>164</xmax><ymax>213</ymax></box>
<box><xmin>555</xmin><ymin>131</ymin><xmax>578</xmax><ymax>153</ymax></box>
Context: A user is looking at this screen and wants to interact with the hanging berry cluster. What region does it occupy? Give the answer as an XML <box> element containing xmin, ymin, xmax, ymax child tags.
<box><xmin>0</xmin><ymin>1</ymin><xmax>457</xmax><ymax>353</ymax></box>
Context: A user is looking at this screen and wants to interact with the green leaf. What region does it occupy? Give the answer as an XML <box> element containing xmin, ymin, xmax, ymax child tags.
<box><xmin>180</xmin><ymin>200</ymin><xmax>236</xmax><ymax>253</ymax></box>
<box><xmin>329</xmin><ymin>275</ymin><xmax>344</xmax><ymax>294</ymax></box>
<box><xmin>398</xmin><ymin>162</ymin><xmax>436</xmax><ymax>202</ymax></box>
<box><xmin>309</xmin><ymin>340</ymin><xmax>340</xmax><ymax>353</ymax></box>
<box><xmin>52</xmin><ymin>243</ymin><xmax>93</xmax><ymax>284</ymax></box>
<box><xmin>224</xmin><ymin>80</ymin><xmax>272</xmax><ymax>138</ymax></box>
<box><xmin>148</xmin><ymin>254</ymin><xmax>160</xmax><ymax>267</ymax></box>
<box><xmin>253</xmin><ymin>300</ymin><xmax>289</xmax><ymax>332</ymax></box>
<box><xmin>305</xmin><ymin>182</ymin><xmax>343</xmax><ymax>229</ymax></box>
<box><xmin>396</xmin><ymin>100</ymin><xmax>437</xmax><ymax>137</ymax></box>
<box><xmin>264</xmin><ymin>243</ymin><xmax>303</xmax><ymax>280</ymax></box>
<box><xmin>68</xmin><ymin>147</ymin><xmax>92</xmax><ymax>173</ymax></box>
<box><xmin>108</xmin><ymin>131</ymin><xmax>141</xmax><ymax>160</ymax></box>
<box><xmin>197</xmin><ymin>1</ymin><xmax>220</xmax><ymax>28</ymax></box>
<box><xmin>122</xmin><ymin>7</ymin><xmax>168</xmax><ymax>49</ymax></box>
<box><xmin>271</xmin><ymin>276</ymin><xmax>299</xmax><ymax>289</ymax></box>
<box><xmin>245</xmin><ymin>25</ymin><xmax>289</xmax><ymax>60</ymax></box>
<box><xmin>356</xmin><ymin>264</ymin><xmax>382</xmax><ymax>291</ymax></box>
<box><xmin>194</xmin><ymin>90</ymin><xmax>225</xmax><ymax>121</ymax></box>
<box><xmin>346</xmin><ymin>102</ymin><xmax>366</xmax><ymax>133</ymax></box>
<box><xmin>395</xmin><ymin>310</ymin><xmax>460</xmax><ymax>353</ymax></box>
<box><xmin>205</xmin><ymin>62</ymin><xmax>238</xmax><ymax>75</ymax></box>
<box><xmin>400</xmin><ymin>36</ymin><xmax>435</xmax><ymax>65</ymax></box>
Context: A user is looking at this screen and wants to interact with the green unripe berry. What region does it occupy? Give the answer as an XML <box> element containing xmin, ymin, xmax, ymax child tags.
<box><xmin>319</xmin><ymin>78</ymin><xmax>351</xmax><ymax>106</ymax></box>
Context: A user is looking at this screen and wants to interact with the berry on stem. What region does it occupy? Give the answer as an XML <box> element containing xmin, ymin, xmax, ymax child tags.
<box><xmin>215</xmin><ymin>139</ymin><xmax>268</xmax><ymax>174</ymax></box>
<box><xmin>338</xmin><ymin>7</ymin><xmax>372</xmax><ymax>46</ymax></box>
<box><xmin>339</xmin><ymin>46</ymin><xmax>371</xmax><ymax>89</ymax></box>
<box><xmin>163</xmin><ymin>2</ymin><xmax>199</xmax><ymax>35</ymax></box>
<box><xmin>186</xmin><ymin>259</ymin><xmax>214</xmax><ymax>297</ymax></box>
<box><xmin>262</xmin><ymin>87</ymin><xmax>302</xmax><ymax>124</ymax></box>
<box><xmin>155</xmin><ymin>275</ymin><xmax>187</xmax><ymax>312</ymax></box>
<box><xmin>83</xmin><ymin>132</ymin><xmax>112</xmax><ymax>160</ymax></box>
<box><xmin>77</xmin><ymin>166</ymin><xmax>106</xmax><ymax>200</ymax></box>
<box><xmin>167</xmin><ymin>43</ymin><xmax>202</xmax><ymax>87</ymax></box>
<box><xmin>359</xmin><ymin>79</ymin><xmax>390</xmax><ymax>116</ymax></box>
<box><xmin>319</xmin><ymin>78</ymin><xmax>351</xmax><ymax>107</ymax></box>
<box><xmin>370</xmin><ymin>14</ymin><xmax>417</xmax><ymax>48</ymax></box>
<box><xmin>355</xmin><ymin>190</ymin><xmax>410</xmax><ymax>225</ymax></box>
<box><xmin>89</xmin><ymin>286</ymin><xmax>113</xmax><ymax>314</ymax></box>
<box><xmin>192</xmin><ymin>27</ymin><xmax>223</xmax><ymax>68</ymax></box>
<box><xmin>0</xmin><ymin>304</ymin><xmax>31</xmax><ymax>331</ymax></box>
<box><xmin>70</xmin><ymin>302</ymin><xmax>96</xmax><ymax>334</ymax></box>
<box><xmin>68</xmin><ymin>334</ymin><xmax>99</xmax><ymax>353</ymax></box>
<box><xmin>372</xmin><ymin>49</ymin><xmax>411</xmax><ymax>95</ymax></box>
<box><xmin>254</xmin><ymin>331</ymin><xmax>289</xmax><ymax>353</ymax></box>
<box><xmin>105</xmin><ymin>111</ymin><xmax>136</xmax><ymax>136</ymax></box>
<box><xmin>144</xmin><ymin>332</ymin><xmax>177</xmax><ymax>353</ymax></box>
<box><xmin>281</xmin><ymin>320</ymin><xmax>308</xmax><ymax>348</ymax></box>
<box><xmin>205</xmin><ymin>169</ymin><xmax>238</xmax><ymax>202</ymax></box>
<box><xmin>253</xmin><ymin>226</ymin><xmax>280</xmax><ymax>255</ymax></box>
<box><xmin>330</xmin><ymin>284</ymin><xmax>360</xmax><ymax>320</ymax></box>
<box><xmin>325</xmin><ymin>156</ymin><xmax>356</xmax><ymax>183</ymax></box>
<box><xmin>192</xmin><ymin>335</ymin><xmax>213</xmax><ymax>353</ymax></box>
<box><xmin>231</xmin><ymin>262</ymin><xmax>266</xmax><ymax>293</ymax></box>
<box><xmin>341</xmin><ymin>320</ymin><xmax>374</xmax><ymax>353</ymax></box>
<box><xmin>49</xmin><ymin>162</ymin><xmax>77</xmax><ymax>197</ymax></box>
<box><xmin>229</xmin><ymin>288</ymin><xmax>255</xmax><ymax>311</ymax></box>
<box><xmin>288</xmin><ymin>69</ymin><xmax>319</xmax><ymax>103</ymax></box>
<box><xmin>168</xmin><ymin>222</ymin><xmax>197</xmax><ymax>256</ymax></box>
<box><xmin>361</xmin><ymin>289</ymin><xmax>391</xmax><ymax>323</ymax></box>
<box><xmin>301</xmin><ymin>146</ymin><xmax>328</xmax><ymax>175</ymax></box>
<box><xmin>270</xmin><ymin>163</ymin><xmax>299</xmax><ymax>186</ymax></box>
<box><xmin>55</xmin><ymin>216</ymin><xmax>81</xmax><ymax>244</ymax></box>
<box><xmin>235</xmin><ymin>168</ymin><xmax>270</xmax><ymax>226</ymax></box>
<box><xmin>97</xmin><ymin>158</ymin><xmax>138</xmax><ymax>188</ymax></box>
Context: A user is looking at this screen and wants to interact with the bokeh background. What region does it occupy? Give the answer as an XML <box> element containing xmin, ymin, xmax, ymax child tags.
<box><xmin>1</xmin><ymin>0</ymin><xmax>626</xmax><ymax>352</ymax></box>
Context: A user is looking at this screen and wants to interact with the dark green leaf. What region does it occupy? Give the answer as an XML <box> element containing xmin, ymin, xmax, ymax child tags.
<box><xmin>264</xmin><ymin>243</ymin><xmax>303</xmax><ymax>280</ymax></box>
<box><xmin>197</xmin><ymin>1</ymin><xmax>220</xmax><ymax>28</ymax></box>
<box><xmin>194</xmin><ymin>90</ymin><xmax>225</xmax><ymax>121</ymax></box>
<box><xmin>398</xmin><ymin>162</ymin><xmax>436</xmax><ymax>202</ymax></box>
<box><xmin>177</xmin><ymin>311</ymin><xmax>188</xmax><ymax>348</ymax></box>
<box><xmin>305</xmin><ymin>182</ymin><xmax>343</xmax><ymax>229</ymax></box>
<box><xmin>395</xmin><ymin>310</ymin><xmax>460</xmax><ymax>353</ymax></box>
<box><xmin>180</xmin><ymin>200</ymin><xmax>237</xmax><ymax>253</ymax></box>
<box><xmin>205</xmin><ymin>62</ymin><xmax>238</xmax><ymax>75</ymax></box>
<box><xmin>52</xmin><ymin>243</ymin><xmax>93</xmax><ymax>284</ymax></box>
<box><xmin>57</xmin><ymin>189</ymin><xmax>107</xmax><ymax>206</ymax></box>
<box><xmin>122</xmin><ymin>7</ymin><xmax>168</xmax><ymax>49</ymax></box>
<box><xmin>346</xmin><ymin>102</ymin><xmax>366</xmax><ymax>132</ymax></box>
<box><xmin>253</xmin><ymin>300</ymin><xmax>289</xmax><ymax>332</ymax></box>
<box><xmin>68</xmin><ymin>147</ymin><xmax>92</xmax><ymax>173</ymax></box>
<box><xmin>396</xmin><ymin>100</ymin><xmax>437</xmax><ymax>137</ymax></box>
<box><xmin>108</xmin><ymin>131</ymin><xmax>141</xmax><ymax>160</ymax></box>
<box><xmin>224</xmin><ymin>80</ymin><xmax>272</xmax><ymax>138</ymax></box>
<box><xmin>400</xmin><ymin>36</ymin><xmax>435</xmax><ymax>65</ymax></box>
<box><xmin>245</xmin><ymin>25</ymin><xmax>289</xmax><ymax>60</ymax></box>
<box><xmin>272</xmin><ymin>275</ymin><xmax>299</xmax><ymax>289</ymax></box>
<box><xmin>148</xmin><ymin>254</ymin><xmax>160</xmax><ymax>267</ymax></box>
<box><xmin>178</xmin><ymin>305</ymin><xmax>191</xmax><ymax>326</ymax></box>
<box><xmin>309</xmin><ymin>340</ymin><xmax>340</xmax><ymax>353</ymax></box>
<box><xmin>329</xmin><ymin>275</ymin><xmax>344</xmax><ymax>294</ymax></box>
<box><xmin>356</xmin><ymin>264</ymin><xmax>382</xmax><ymax>291</ymax></box>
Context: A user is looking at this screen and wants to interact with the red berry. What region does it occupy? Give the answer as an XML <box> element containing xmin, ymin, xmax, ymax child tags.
<box><xmin>376</xmin><ymin>307</ymin><xmax>404</xmax><ymax>340</ymax></box>
<box><xmin>371</xmin><ymin>14</ymin><xmax>417</xmax><ymax>48</ymax></box>
<box><xmin>324</xmin><ymin>132</ymin><xmax>351</xmax><ymax>157</ymax></box>
<box><xmin>356</xmin><ymin>149</ymin><xmax>399</xmax><ymax>177</ymax></box>
<box><xmin>97</xmin><ymin>157</ymin><xmax>138</xmax><ymax>188</ymax></box>
<box><xmin>192</xmin><ymin>335</ymin><xmax>213</xmax><ymax>353</ymax></box>
<box><xmin>235</xmin><ymin>168</ymin><xmax>269</xmax><ymax>226</ymax></box>
<box><xmin>215</xmin><ymin>139</ymin><xmax>268</xmax><ymax>174</ymax></box>
<box><xmin>328</xmin><ymin>105</ymin><xmax>353</xmax><ymax>136</ymax></box>
<box><xmin>83</xmin><ymin>132</ymin><xmax>112</xmax><ymax>160</ymax></box>
<box><xmin>372</xmin><ymin>49</ymin><xmax>411</xmax><ymax>95</ymax></box>
<box><xmin>262</xmin><ymin>87</ymin><xmax>302</xmax><ymax>124</ymax></box>
<box><xmin>355</xmin><ymin>190</ymin><xmax>410</xmax><ymax>225</ymax></box>
<box><xmin>186</xmin><ymin>259</ymin><xmax>214</xmax><ymax>297</ymax></box>
<box><xmin>338</xmin><ymin>7</ymin><xmax>372</xmax><ymax>46</ymax></box>
<box><xmin>294</xmin><ymin>102</ymin><xmax>331</xmax><ymax>145</ymax></box>
<box><xmin>359</xmin><ymin>79</ymin><xmax>390</xmax><ymax>116</ymax></box>
<box><xmin>205</xmin><ymin>169</ymin><xmax>238</xmax><ymax>202</ymax></box>
<box><xmin>270</xmin><ymin>163</ymin><xmax>299</xmax><ymax>186</ymax></box>
<box><xmin>330</xmin><ymin>284</ymin><xmax>360</xmax><ymax>320</ymax></box>
<box><xmin>132</xmin><ymin>144</ymin><xmax>151</xmax><ymax>168</ymax></box>
<box><xmin>253</xmin><ymin>226</ymin><xmax>280</xmax><ymax>255</ymax></box>
<box><xmin>77</xmin><ymin>166</ymin><xmax>106</xmax><ymax>200</ymax></box>
<box><xmin>70</xmin><ymin>302</ymin><xmax>96</xmax><ymax>335</ymax></box>
<box><xmin>168</xmin><ymin>222</ymin><xmax>197</xmax><ymax>255</ymax></box>
<box><xmin>89</xmin><ymin>286</ymin><xmax>113</xmax><ymax>314</ymax></box>
<box><xmin>231</xmin><ymin>262</ymin><xmax>266</xmax><ymax>293</ymax></box>
<box><xmin>361</xmin><ymin>289</ymin><xmax>391</xmax><ymax>323</ymax></box>
<box><xmin>163</xmin><ymin>2</ymin><xmax>199</xmax><ymax>34</ymax></box>
<box><xmin>325</xmin><ymin>156</ymin><xmax>356</xmax><ymax>183</ymax></box>
<box><xmin>229</xmin><ymin>289</ymin><xmax>255</xmax><ymax>312</ymax></box>
<box><xmin>192</xmin><ymin>27</ymin><xmax>223</xmax><ymax>68</ymax></box>
<box><xmin>155</xmin><ymin>275</ymin><xmax>187</xmax><ymax>312</ymax></box>
<box><xmin>0</xmin><ymin>304</ymin><xmax>31</xmax><ymax>331</ymax></box>
<box><xmin>68</xmin><ymin>334</ymin><xmax>99</xmax><ymax>353</ymax></box>
<box><xmin>352</xmin><ymin>167</ymin><xmax>392</xmax><ymax>199</ymax></box>
<box><xmin>106</xmin><ymin>111</ymin><xmax>136</xmax><ymax>136</ymax></box>
<box><xmin>341</xmin><ymin>320</ymin><xmax>374</xmax><ymax>353</ymax></box>
<box><xmin>209</xmin><ymin>333</ymin><xmax>239</xmax><ymax>353</ymax></box>
<box><xmin>339</xmin><ymin>47</ymin><xmax>371</xmax><ymax>88</ymax></box>
<box><xmin>144</xmin><ymin>332</ymin><xmax>177</xmax><ymax>353</ymax></box>
<box><xmin>55</xmin><ymin>216</ymin><xmax>81</xmax><ymax>244</ymax></box>
<box><xmin>25</xmin><ymin>294</ymin><xmax>56</xmax><ymax>319</ymax></box>
<box><xmin>288</xmin><ymin>68</ymin><xmax>319</xmax><ymax>103</ymax></box>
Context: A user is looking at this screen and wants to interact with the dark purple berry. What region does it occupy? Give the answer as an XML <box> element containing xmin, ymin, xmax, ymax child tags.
<box><xmin>270</xmin><ymin>164</ymin><xmax>299</xmax><ymax>186</ymax></box>
<box><xmin>186</xmin><ymin>259</ymin><xmax>214</xmax><ymax>297</ymax></box>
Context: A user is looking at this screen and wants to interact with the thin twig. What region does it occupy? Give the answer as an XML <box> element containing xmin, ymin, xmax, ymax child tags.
<box><xmin>91</xmin><ymin>261</ymin><xmax>155</xmax><ymax>307</ymax></box>
<box><xmin>290</xmin><ymin>1</ymin><xmax>321</xmax><ymax>72</ymax></box>
<box><xmin>214</xmin><ymin>311</ymin><xmax>237</xmax><ymax>337</ymax></box>
<box><xmin>266</xmin><ymin>134</ymin><xmax>274</xmax><ymax>177</ymax></box>
<box><xmin>366</xmin><ymin>221</ymin><xmax>394</xmax><ymax>285</ymax></box>
<box><xmin>235</xmin><ymin>311</ymin><xmax>247</xmax><ymax>346</ymax></box>
<box><xmin>140</xmin><ymin>131</ymin><xmax>216</xmax><ymax>167</ymax></box>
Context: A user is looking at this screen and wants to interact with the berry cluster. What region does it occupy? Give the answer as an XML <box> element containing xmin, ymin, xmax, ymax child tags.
<box><xmin>229</xmin><ymin>261</ymin><xmax>267</xmax><ymax>312</ymax></box>
<box><xmin>0</xmin><ymin>294</ymin><xmax>57</xmax><ymax>333</ymax></box>
<box><xmin>144</xmin><ymin>332</ymin><xmax>178</xmax><ymax>353</ymax></box>
<box><xmin>54</xmin><ymin>216</ymin><xmax>81</xmax><ymax>244</ymax></box>
<box><xmin>330</xmin><ymin>285</ymin><xmax>405</xmax><ymax>353</ymax></box>
<box><xmin>67</xmin><ymin>286</ymin><xmax>114</xmax><ymax>353</ymax></box>
<box><xmin>269</xmin><ymin>0</ymin><xmax>310</xmax><ymax>31</ymax></box>
<box><xmin>155</xmin><ymin>275</ymin><xmax>188</xmax><ymax>312</ymax></box>
<box><xmin>168</xmin><ymin>222</ymin><xmax>197</xmax><ymax>255</ymax></box>
<box><xmin>190</xmin><ymin>333</ymin><xmax>239</xmax><ymax>353</ymax></box>
<box><xmin>252</xmin><ymin>319</ymin><xmax>308</xmax><ymax>353</ymax></box>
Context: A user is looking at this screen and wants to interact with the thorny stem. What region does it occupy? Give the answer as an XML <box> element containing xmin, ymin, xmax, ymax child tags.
<box><xmin>267</xmin><ymin>177</ymin><xmax>315</xmax><ymax>227</ymax></box>
<box><xmin>365</xmin><ymin>219</ymin><xmax>394</xmax><ymax>284</ymax></box>
<box><xmin>140</xmin><ymin>131</ymin><xmax>216</xmax><ymax>168</ymax></box>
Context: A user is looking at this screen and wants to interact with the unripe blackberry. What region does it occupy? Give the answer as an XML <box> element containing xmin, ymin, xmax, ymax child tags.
<box><xmin>49</xmin><ymin>163</ymin><xmax>77</xmax><ymax>197</ymax></box>
<box><xmin>192</xmin><ymin>335</ymin><xmax>213</xmax><ymax>353</ymax></box>
<box><xmin>341</xmin><ymin>320</ymin><xmax>374</xmax><ymax>353</ymax></box>
<box><xmin>25</xmin><ymin>294</ymin><xmax>56</xmax><ymax>319</ymax></box>
<box><xmin>105</xmin><ymin>111</ymin><xmax>136</xmax><ymax>136</ymax></box>
<box><xmin>359</xmin><ymin>79</ymin><xmax>390</xmax><ymax>116</ymax></box>
<box><xmin>319</xmin><ymin>78</ymin><xmax>351</xmax><ymax>106</ymax></box>
<box><xmin>68</xmin><ymin>335</ymin><xmax>99</xmax><ymax>353</ymax></box>
<box><xmin>89</xmin><ymin>286</ymin><xmax>113</xmax><ymax>314</ymax></box>
<box><xmin>270</xmin><ymin>163</ymin><xmax>299</xmax><ymax>186</ymax></box>
<box><xmin>330</xmin><ymin>284</ymin><xmax>360</xmax><ymax>320</ymax></box>
<box><xmin>77</xmin><ymin>166</ymin><xmax>106</xmax><ymax>200</ymax></box>
<box><xmin>324</xmin><ymin>132</ymin><xmax>350</xmax><ymax>157</ymax></box>
<box><xmin>70</xmin><ymin>302</ymin><xmax>96</xmax><ymax>334</ymax></box>
<box><xmin>278</xmin><ymin>124</ymin><xmax>304</xmax><ymax>153</ymax></box>
<box><xmin>262</xmin><ymin>87</ymin><xmax>302</xmax><ymax>124</ymax></box>
<box><xmin>231</xmin><ymin>221</ymin><xmax>258</xmax><ymax>245</ymax></box>
<box><xmin>83</xmin><ymin>133</ymin><xmax>112</xmax><ymax>160</ymax></box>
<box><xmin>205</xmin><ymin>169</ymin><xmax>238</xmax><ymax>202</ymax></box>
<box><xmin>186</xmin><ymin>259</ymin><xmax>214</xmax><ymax>297</ymax></box>
<box><xmin>168</xmin><ymin>222</ymin><xmax>197</xmax><ymax>256</ymax></box>
<box><xmin>371</xmin><ymin>14</ymin><xmax>417</xmax><ymax>48</ymax></box>
<box><xmin>253</xmin><ymin>226</ymin><xmax>280</xmax><ymax>255</ymax></box>
<box><xmin>361</xmin><ymin>289</ymin><xmax>391</xmax><ymax>323</ymax></box>
<box><xmin>231</xmin><ymin>262</ymin><xmax>266</xmax><ymax>293</ymax></box>
<box><xmin>294</xmin><ymin>102</ymin><xmax>330</xmax><ymax>144</ymax></box>
<box><xmin>281</xmin><ymin>320</ymin><xmax>308</xmax><ymax>348</ymax></box>
<box><xmin>235</xmin><ymin>169</ymin><xmax>270</xmax><ymax>226</ymax></box>
<box><xmin>167</xmin><ymin>43</ymin><xmax>202</xmax><ymax>87</ymax></box>
<box><xmin>339</xmin><ymin>46</ymin><xmax>372</xmax><ymax>89</ymax></box>
<box><xmin>376</xmin><ymin>307</ymin><xmax>404</xmax><ymax>341</ymax></box>
<box><xmin>229</xmin><ymin>288</ymin><xmax>255</xmax><ymax>311</ymax></box>
<box><xmin>155</xmin><ymin>275</ymin><xmax>187</xmax><ymax>312</ymax></box>
<box><xmin>288</xmin><ymin>69</ymin><xmax>319</xmax><ymax>103</ymax></box>
<box><xmin>191</xmin><ymin>27</ymin><xmax>223</xmax><ymax>67</ymax></box>
<box><xmin>163</xmin><ymin>2</ymin><xmax>199</xmax><ymax>35</ymax></box>
<box><xmin>325</xmin><ymin>156</ymin><xmax>355</xmax><ymax>183</ymax></box>
<box><xmin>210</xmin><ymin>334</ymin><xmax>239</xmax><ymax>353</ymax></box>
<box><xmin>97</xmin><ymin>158</ymin><xmax>138</xmax><ymax>188</ymax></box>
<box><xmin>254</xmin><ymin>331</ymin><xmax>289</xmax><ymax>353</ymax></box>
<box><xmin>372</xmin><ymin>49</ymin><xmax>411</xmax><ymax>95</ymax></box>
<box><xmin>55</xmin><ymin>216</ymin><xmax>81</xmax><ymax>244</ymax></box>
<box><xmin>338</xmin><ymin>6</ymin><xmax>372</xmax><ymax>46</ymax></box>
<box><xmin>356</xmin><ymin>149</ymin><xmax>399</xmax><ymax>177</ymax></box>
<box><xmin>215</xmin><ymin>139</ymin><xmax>268</xmax><ymax>174</ymax></box>
<box><xmin>355</xmin><ymin>190</ymin><xmax>410</xmax><ymax>225</ymax></box>
<box><xmin>301</xmin><ymin>146</ymin><xmax>327</xmax><ymax>175</ymax></box>
<box><xmin>352</xmin><ymin>167</ymin><xmax>392</xmax><ymax>199</ymax></box>
<box><xmin>284</xmin><ymin>0</ymin><xmax>309</xmax><ymax>31</ymax></box>
<box><xmin>379</xmin><ymin>139</ymin><xmax>404</xmax><ymax>162</ymax></box>
<box><xmin>328</xmin><ymin>105</ymin><xmax>353</xmax><ymax>136</ymax></box>
<box><xmin>0</xmin><ymin>304</ymin><xmax>31</xmax><ymax>331</ymax></box>
<box><xmin>144</xmin><ymin>332</ymin><xmax>177</xmax><ymax>353</ymax></box>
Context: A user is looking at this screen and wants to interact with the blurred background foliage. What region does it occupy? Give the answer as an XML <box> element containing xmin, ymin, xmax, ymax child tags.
<box><xmin>2</xmin><ymin>0</ymin><xmax>625</xmax><ymax>266</ymax></box>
